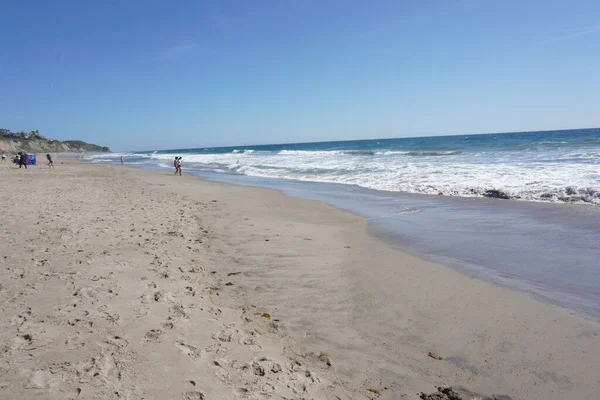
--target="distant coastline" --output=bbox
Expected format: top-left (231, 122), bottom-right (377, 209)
top-left (0, 128), bottom-right (110, 154)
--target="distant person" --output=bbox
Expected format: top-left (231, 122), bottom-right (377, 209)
top-left (19, 153), bottom-right (28, 169)
top-left (177, 157), bottom-right (182, 176)
top-left (1, 153), bottom-right (6, 163)
top-left (120, 155), bottom-right (124, 164)
top-left (47, 153), bottom-right (55, 169)
top-left (173, 156), bottom-right (178, 175)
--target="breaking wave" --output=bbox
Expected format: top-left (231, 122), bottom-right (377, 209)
top-left (85, 129), bottom-right (600, 205)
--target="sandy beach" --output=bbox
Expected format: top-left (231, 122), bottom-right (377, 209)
top-left (0, 159), bottom-right (599, 400)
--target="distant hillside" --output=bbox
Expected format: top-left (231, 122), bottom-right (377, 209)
top-left (0, 129), bottom-right (110, 154)
top-left (62, 140), bottom-right (111, 153)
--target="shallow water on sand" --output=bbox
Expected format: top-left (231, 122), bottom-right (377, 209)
top-left (194, 171), bottom-right (600, 317)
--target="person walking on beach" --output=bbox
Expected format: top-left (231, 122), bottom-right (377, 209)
top-left (120, 155), bottom-right (124, 165)
top-left (176, 157), bottom-right (182, 176)
top-left (173, 156), bottom-right (178, 175)
top-left (46, 153), bottom-right (55, 169)
top-left (19, 152), bottom-right (28, 169)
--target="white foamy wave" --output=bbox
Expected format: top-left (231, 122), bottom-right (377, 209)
top-left (377, 150), bottom-right (463, 156)
top-left (84, 152), bottom-right (152, 160)
top-left (85, 145), bottom-right (600, 205)
top-left (89, 158), bottom-right (114, 163)
top-left (231, 162), bottom-right (600, 205)
top-left (378, 151), bottom-right (410, 155)
top-left (277, 150), bottom-right (344, 156)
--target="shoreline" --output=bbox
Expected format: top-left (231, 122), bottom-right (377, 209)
top-left (1, 159), bottom-right (599, 399)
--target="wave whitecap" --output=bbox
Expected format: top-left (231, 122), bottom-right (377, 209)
top-left (84, 129), bottom-right (600, 206)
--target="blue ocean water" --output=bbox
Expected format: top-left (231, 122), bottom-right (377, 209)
top-left (90, 128), bottom-right (600, 205)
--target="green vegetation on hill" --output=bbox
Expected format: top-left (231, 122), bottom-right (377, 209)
top-left (62, 140), bottom-right (111, 153)
top-left (0, 129), bottom-right (111, 153)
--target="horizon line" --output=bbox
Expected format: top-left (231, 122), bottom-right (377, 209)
top-left (127, 126), bottom-right (600, 153)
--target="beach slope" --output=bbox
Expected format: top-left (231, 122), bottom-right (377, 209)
top-left (0, 161), bottom-right (598, 399)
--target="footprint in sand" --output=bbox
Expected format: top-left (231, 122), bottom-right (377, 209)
top-left (248, 357), bottom-right (282, 377)
top-left (10, 314), bottom-right (28, 327)
top-left (101, 334), bottom-right (129, 350)
top-left (208, 307), bottom-right (222, 317)
top-left (184, 286), bottom-right (196, 296)
top-left (142, 329), bottom-right (164, 343)
top-left (64, 333), bottom-right (86, 350)
top-left (213, 330), bottom-right (234, 343)
top-left (174, 340), bottom-right (201, 359)
top-left (287, 367), bottom-right (320, 395)
top-left (67, 318), bottom-right (91, 328)
top-left (233, 387), bottom-right (257, 399)
top-left (74, 287), bottom-right (100, 304)
top-left (164, 292), bottom-right (179, 303)
top-left (80, 352), bottom-right (121, 384)
top-left (261, 383), bottom-right (275, 393)
top-left (11, 334), bottom-right (34, 350)
top-left (239, 335), bottom-right (262, 351)
top-left (152, 290), bottom-right (165, 302)
top-left (98, 307), bottom-right (120, 324)
top-left (133, 304), bottom-right (150, 318)
top-left (211, 359), bottom-right (230, 381)
top-left (161, 321), bottom-right (175, 330)
top-left (26, 369), bottom-right (55, 390)
top-left (183, 391), bottom-right (206, 400)
top-left (203, 342), bottom-right (223, 356)
top-left (169, 304), bottom-right (188, 321)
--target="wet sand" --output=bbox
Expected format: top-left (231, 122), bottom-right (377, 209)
top-left (0, 160), bottom-right (598, 399)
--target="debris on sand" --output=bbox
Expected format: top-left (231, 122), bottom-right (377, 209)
top-left (419, 387), bottom-right (463, 400)
top-left (483, 189), bottom-right (510, 200)
top-left (367, 387), bottom-right (380, 395)
top-left (419, 386), bottom-right (514, 400)
top-left (318, 352), bottom-right (332, 366)
top-left (428, 351), bottom-right (444, 360)
top-left (254, 312), bottom-right (271, 319)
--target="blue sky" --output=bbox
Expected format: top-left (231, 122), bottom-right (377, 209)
top-left (1, 0), bottom-right (599, 151)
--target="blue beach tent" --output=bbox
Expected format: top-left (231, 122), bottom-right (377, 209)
top-left (13, 153), bottom-right (36, 165)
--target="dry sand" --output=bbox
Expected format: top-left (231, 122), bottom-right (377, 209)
top-left (0, 159), bottom-right (598, 400)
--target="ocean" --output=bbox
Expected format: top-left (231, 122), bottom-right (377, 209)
top-left (86, 128), bottom-right (600, 316)
top-left (91, 128), bottom-right (600, 205)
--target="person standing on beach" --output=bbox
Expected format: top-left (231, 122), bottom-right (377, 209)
top-left (120, 155), bottom-right (124, 165)
top-left (173, 156), bottom-right (178, 175)
top-left (19, 153), bottom-right (28, 169)
top-left (46, 153), bottom-right (55, 169)
top-left (177, 157), bottom-right (182, 176)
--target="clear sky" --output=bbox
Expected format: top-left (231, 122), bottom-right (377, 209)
top-left (1, 1), bottom-right (599, 151)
